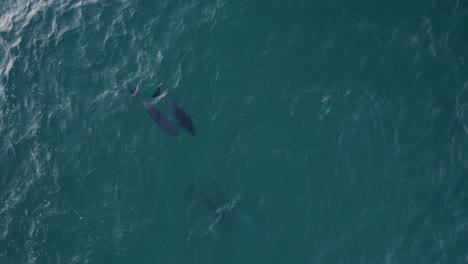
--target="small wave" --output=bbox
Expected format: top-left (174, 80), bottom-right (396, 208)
top-left (0, 37), bottom-right (19, 83)
top-left (0, 0), bottom-right (52, 87)
top-left (0, 11), bottom-right (14, 33)
top-left (157, 49), bottom-right (163, 63)
top-left (455, 80), bottom-right (468, 135)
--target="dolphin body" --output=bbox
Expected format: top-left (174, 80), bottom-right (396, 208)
top-left (187, 184), bottom-right (255, 232)
top-left (130, 85), bottom-right (179, 136)
top-left (152, 86), bottom-right (195, 135)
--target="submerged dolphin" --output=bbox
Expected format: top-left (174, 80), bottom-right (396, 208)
top-left (152, 85), bottom-right (195, 135)
top-left (187, 184), bottom-right (255, 232)
top-left (130, 85), bottom-right (179, 136)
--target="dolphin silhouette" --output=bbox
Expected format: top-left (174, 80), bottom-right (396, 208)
top-left (152, 85), bottom-right (195, 135)
top-left (130, 85), bottom-right (179, 136)
top-left (187, 184), bottom-right (255, 232)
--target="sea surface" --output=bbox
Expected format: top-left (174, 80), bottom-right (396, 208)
top-left (1, 0), bottom-right (468, 263)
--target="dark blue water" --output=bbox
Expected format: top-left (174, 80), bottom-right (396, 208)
top-left (1, 0), bottom-right (467, 263)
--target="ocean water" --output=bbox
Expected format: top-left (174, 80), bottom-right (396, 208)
top-left (1, 0), bottom-right (467, 263)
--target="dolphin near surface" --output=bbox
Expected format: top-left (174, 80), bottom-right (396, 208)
top-left (187, 183), bottom-right (256, 233)
top-left (129, 85), bottom-right (179, 136)
top-left (152, 85), bottom-right (195, 135)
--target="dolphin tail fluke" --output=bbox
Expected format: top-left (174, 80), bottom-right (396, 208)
top-left (129, 84), bottom-right (139, 96)
top-left (151, 83), bottom-right (163, 98)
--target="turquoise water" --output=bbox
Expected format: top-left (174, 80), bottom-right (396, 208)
top-left (1, 0), bottom-right (468, 263)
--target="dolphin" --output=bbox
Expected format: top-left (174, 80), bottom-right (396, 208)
top-left (130, 85), bottom-right (179, 136)
top-left (187, 184), bottom-right (255, 232)
top-left (152, 85), bottom-right (195, 135)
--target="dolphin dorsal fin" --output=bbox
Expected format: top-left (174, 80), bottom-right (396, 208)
top-left (151, 83), bottom-right (163, 98)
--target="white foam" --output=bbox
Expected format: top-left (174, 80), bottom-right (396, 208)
top-left (173, 63), bottom-right (182, 89)
top-left (0, 0), bottom-right (53, 82)
top-left (1, 214), bottom-right (11, 239)
top-left (157, 50), bottom-right (163, 63)
top-left (0, 84), bottom-right (4, 101)
top-left (4, 55), bottom-right (16, 79)
top-left (0, 12), bottom-right (14, 33)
